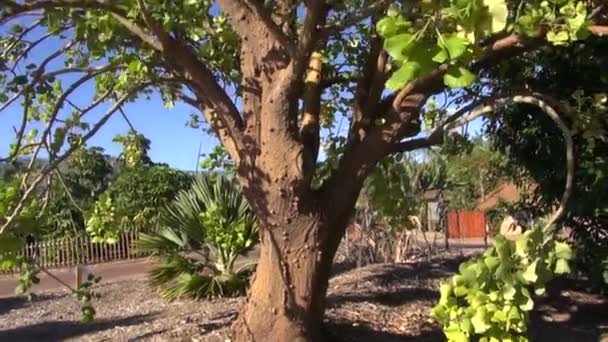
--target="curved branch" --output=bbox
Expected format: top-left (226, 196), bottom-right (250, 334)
top-left (1, 18), bottom-right (42, 59)
top-left (9, 26), bottom-right (71, 71)
top-left (394, 93), bottom-right (574, 230)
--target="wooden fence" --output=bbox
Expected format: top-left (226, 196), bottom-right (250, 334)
top-left (447, 211), bottom-right (487, 239)
top-left (1, 231), bottom-right (144, 274)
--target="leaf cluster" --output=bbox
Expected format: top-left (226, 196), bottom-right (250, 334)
top-left (432, 227), bottom-right (573, 341)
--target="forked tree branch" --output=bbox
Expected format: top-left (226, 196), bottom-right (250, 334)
top-left (216, 0), bottom-right (296, 55)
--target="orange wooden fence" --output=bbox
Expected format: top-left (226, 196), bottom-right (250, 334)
top-left (1, 231), bottom-right (144, 274)
top-left (447, 211), bottom-right (487, 238)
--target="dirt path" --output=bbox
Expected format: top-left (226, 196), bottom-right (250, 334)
top-left (2, 253), bottom-right (604, 342)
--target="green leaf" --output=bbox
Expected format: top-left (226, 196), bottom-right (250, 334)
top-left (444, 66), bottom-right (476, 88)
top-left (518, 288), bottom-right (534, 311)
top-left (438, 35), bottom-right (469, 60)
top-left (502, 284), bottom-right (516, 300)
top-left (546, 31), bottom-right (570, 46)
top-left (444, 324), bottom-right (468, 342)
top-left (472, 307), bottom-right (491, 333)
top-left (0, 256), bottom-right (17, 271)
top-left (454, 285), bottom-right (468, 297)
top-left (554, 242), bottom-right (572, 260)
top-left (484, 0), bottom-right (508, 33)
top-left (386, 61), bottom-right (419, 90)
top-left (554, 259), bottom-right (570, 275)
top-left (522, 260), bottom-right (538, 283)
top-left (376, 16), bottom-right (410, 38)
top-left (484, 256), bottom-right (500, 271)
top-left (439, 283), bottom-right (453, 304)
top-left (13, 75), bottom-right (28, 85)
top-left (383, 33), bottom-right (416, 61)
top-left (492, 309), bottom-right (507, 322)
top-left (432, 49), bottom-right (449, 63)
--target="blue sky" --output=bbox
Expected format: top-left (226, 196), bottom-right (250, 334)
top-left (0, 93), bottom-right (218, 171)
top-left (0, 20), bottom-right (219, 171)
top-left (1, 17), bottom-right (484, 172)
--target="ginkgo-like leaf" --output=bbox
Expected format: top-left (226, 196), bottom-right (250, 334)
top-left (484, 0), bottom-right (509, 33)
top-left (444, 66), bottom-right (476, 88)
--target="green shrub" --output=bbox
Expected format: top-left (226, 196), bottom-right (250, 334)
top-left (431, 227), bottom-right (572, 342)
top-left (138, 175), bottom-right (257, 300)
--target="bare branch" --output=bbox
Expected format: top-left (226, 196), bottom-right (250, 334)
top-left (1, 0), bottom-right (163, 51)
top-left (391, 133), bottom-right (443, 153)
top-left (1, 0), bottom-right (126, 24)
top-left (1, 84), bottom-right (149, 234)
top-left (1, 18), bottom-right (42, 59)
top-left (1, 89), bottom-right (31, 163)
top-left (9, 26), bottom-right (70, 71)
top-left (321, 0), bottom-right (392, 37)
top-left (20, 66), bottom-right (118, 188)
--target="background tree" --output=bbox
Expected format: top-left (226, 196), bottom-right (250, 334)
top-left (102, 164), bottom-right (192, 232)
top-left (1, 1), bottom-right (607, 340)
top-left (486, 36), bottom-right (608, 291)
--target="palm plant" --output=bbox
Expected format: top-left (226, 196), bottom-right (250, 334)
top-left (138, 175), bottom-right (257, 300)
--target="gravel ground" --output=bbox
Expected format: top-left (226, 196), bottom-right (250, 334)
top-left (0, 254), bottom-right (606, 342)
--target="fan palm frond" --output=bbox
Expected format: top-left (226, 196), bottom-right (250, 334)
top-left (140, 174), bottom-right (258, 300)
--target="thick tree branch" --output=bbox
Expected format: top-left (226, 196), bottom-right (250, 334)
top-left (297, 1), bottom-right (328, 61)
top-left (216, 0), bottom-right (296, 55)
top-left (300, 52), bottom-right (323, 171)
top-left (121, 7), bottom-right (246, 160)
top-left (180, 94), bottom-right (242, 163)
top-left (110, 14), bottom-right (162, 51)
top-left (382, 24), bottom-right (608, 145)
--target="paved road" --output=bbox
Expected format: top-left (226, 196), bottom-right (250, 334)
top-left (0, 258), bottom-right (153, 298)
top-left (0, 237), bottom-right (489, 298)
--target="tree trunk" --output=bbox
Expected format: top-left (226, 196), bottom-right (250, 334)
top-left (231, 213), bottom-right (339, 342)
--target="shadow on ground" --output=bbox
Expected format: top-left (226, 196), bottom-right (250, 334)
top-left (0, 313), bottom-right (155, 341)
top-left (0, 293), bottom-right (62, 316)
top-left (529, 277), bottom-right (608, 342)
top-left (326, 321), bottom-right (443, 342)
top-left (328, 286), bottom-right (438, 307)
